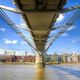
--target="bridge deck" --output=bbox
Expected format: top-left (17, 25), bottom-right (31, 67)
top-left (14, 0), bottom-right (66, 52)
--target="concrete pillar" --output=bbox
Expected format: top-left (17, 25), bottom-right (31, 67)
top-left (35, 53), bottom-right (45, 68)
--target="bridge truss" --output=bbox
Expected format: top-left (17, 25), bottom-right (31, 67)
top-left (0, 8), bottom-right (80, 55)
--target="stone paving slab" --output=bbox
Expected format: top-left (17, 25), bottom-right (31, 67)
top-left (0, 64), bottom-right (80, 80)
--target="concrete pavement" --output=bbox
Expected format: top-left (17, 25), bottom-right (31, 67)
top-left (0, 64), bottom-right (80, 80)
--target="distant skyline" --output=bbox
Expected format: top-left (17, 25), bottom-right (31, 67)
top-left (0, 0), bottom-right (80, 55)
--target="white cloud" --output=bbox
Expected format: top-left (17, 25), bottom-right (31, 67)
top-left (16, 23), bottom-right (30, 31)
top-left (21, 41), bottom-right (26, 44)
top-left (3, 39), bottom-right (18, 44)
top-left (0, 28), bottom-right (6, 32)
top-left (72, 39), bottom-right (79, 44)
top-left (67, 25), bottom-right (77, 31)
top-left (61, 33), bottom-right (68, 37)
top-left (56, 14), bottom-right (64, 22)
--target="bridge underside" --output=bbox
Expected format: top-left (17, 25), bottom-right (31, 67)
top-left (14, 0), bottom-right (66, 68)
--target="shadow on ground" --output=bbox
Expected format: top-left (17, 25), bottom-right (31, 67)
top-left (50, 65), bottom-right (80, 77)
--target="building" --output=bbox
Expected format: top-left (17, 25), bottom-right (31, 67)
top-left (46, 52), bottom-right (80, 63)
top-left (62, 54), bottom-right (67, 63)
top-left (46, 53), bottom-right (60, 63)
top-left (0, 49), bottom-right (80, 63)
top-left (71, 53), bottom-right (79, 63)
top-left (67, 54), bottom-right (72, 63)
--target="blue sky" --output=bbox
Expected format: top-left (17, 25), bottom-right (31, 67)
top-left (0, 0), bottom-right (80, 55)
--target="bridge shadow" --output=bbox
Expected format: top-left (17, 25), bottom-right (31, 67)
top-left (34, 68), bottom-right (45, 80)
top-left (50, 65), bottom-right (80, 77)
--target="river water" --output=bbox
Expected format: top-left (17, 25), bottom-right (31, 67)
top-left (0, 64), bottom-right (80, 80)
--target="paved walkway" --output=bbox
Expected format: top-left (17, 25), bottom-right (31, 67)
top-left (0, 64), bottom-right (80, 80)
top-left (47, 65), bottom-right (80, 80)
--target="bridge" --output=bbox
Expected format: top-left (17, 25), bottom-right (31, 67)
top-left (0, 0), bottom-right (80, 68)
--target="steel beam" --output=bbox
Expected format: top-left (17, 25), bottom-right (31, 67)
top-left (0, 5), bottom-right (80, 13)
top-left (61, 5), bottom-right (80, 13)
top-left (0, 5), bottom-right (22, 13)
